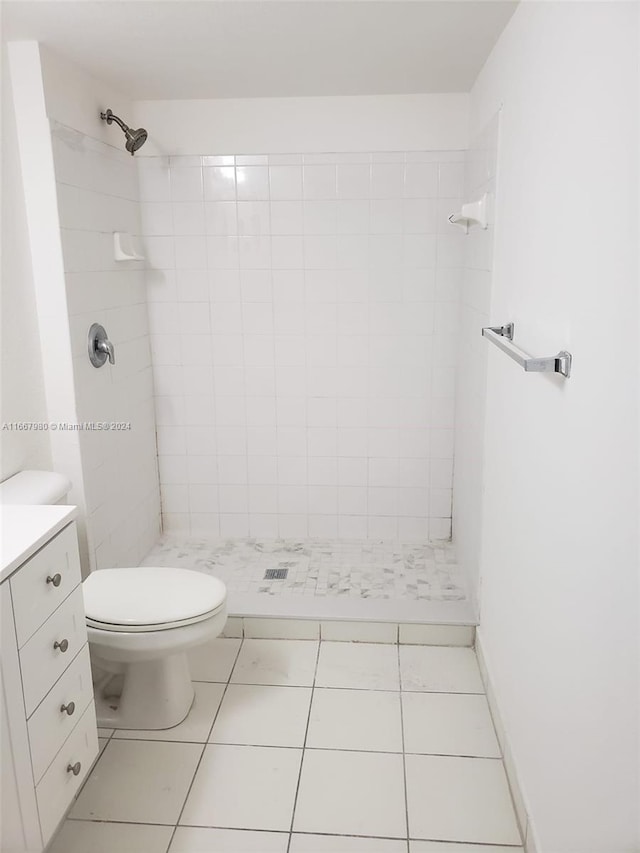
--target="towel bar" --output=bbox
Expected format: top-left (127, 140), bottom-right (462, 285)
top-left (482, 323), bottom-right (572, 378)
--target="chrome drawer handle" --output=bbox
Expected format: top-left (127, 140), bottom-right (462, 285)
top-left (60, 701), bottom-right (75, 716)
top-left (67, 761), bottom-right (81, 776)
top-left (53, 639), bottom-right (69, 653)
top-left (46, 574), bottom-right (62, 587)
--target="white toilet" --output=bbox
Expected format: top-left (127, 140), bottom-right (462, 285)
top-left (0, 470), bottom-right (228, 730)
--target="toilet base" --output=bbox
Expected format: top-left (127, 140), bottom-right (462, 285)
top-left (94, 652), bottom-right (195, 730)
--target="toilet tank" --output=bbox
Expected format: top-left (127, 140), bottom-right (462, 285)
top-left (0, 471), bottom-right (72, 505)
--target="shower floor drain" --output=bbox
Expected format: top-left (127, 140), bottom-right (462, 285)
top-left (264, 568), bottom-right (289, 580)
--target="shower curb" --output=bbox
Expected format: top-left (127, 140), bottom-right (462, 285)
top-left (221, 616), bottom-right (475, 646)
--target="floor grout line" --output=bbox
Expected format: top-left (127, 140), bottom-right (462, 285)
top-left (397, 642), bottom-right (411, 851)
top-left (285, 637), bottom-right (322, 853)
top-left (164, 635), bottom-right (246, 853)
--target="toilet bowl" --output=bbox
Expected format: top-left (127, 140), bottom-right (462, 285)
top-left (84, 566), bottom-right (227, 730)
top-left (0, 470), bottom-right (228, 731)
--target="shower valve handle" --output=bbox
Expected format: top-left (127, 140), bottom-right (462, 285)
top-left (96, 337), bottom-right (115, 365)
top-left (88, 323), bottom-right (115, 367)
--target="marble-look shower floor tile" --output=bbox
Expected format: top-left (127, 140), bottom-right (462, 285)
top-left (141, 536), bottom-right (465, 604)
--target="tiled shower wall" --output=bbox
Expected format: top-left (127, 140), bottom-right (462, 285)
top-left (453, 116), bottom-right (498, 607)
top-left (139, 152), bottom-right (464, 540)
top-left (52, 122), bottom-right (161, 569)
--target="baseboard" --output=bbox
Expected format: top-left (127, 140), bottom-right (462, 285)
top-left (475, 629), bottom-right (539, 853)
top-left (222, 615), bottom-right (475, 646)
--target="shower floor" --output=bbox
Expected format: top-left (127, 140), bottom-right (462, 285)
top-left (141, 537), bottom-right (475, 625)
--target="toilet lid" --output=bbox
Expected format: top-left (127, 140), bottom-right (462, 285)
top-left (83, 567), bottom-right (227, 628)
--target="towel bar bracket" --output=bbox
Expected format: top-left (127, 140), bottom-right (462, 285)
top-left (485, 322), bottom-right (514, 341)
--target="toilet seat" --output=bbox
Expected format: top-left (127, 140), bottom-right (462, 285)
top-left (83, 566), bottom-right (227, 633)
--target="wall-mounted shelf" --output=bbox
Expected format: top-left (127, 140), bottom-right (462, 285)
top-left (113, 232), bottom-right (144, 261)
top-left (449, 193), bottom-right (489, 233)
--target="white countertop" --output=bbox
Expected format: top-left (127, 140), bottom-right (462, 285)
top-left (0, 505), bottom-right (78, 582)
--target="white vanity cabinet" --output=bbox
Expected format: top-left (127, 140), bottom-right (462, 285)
top-left (1, 508), bottom-right (98, 853)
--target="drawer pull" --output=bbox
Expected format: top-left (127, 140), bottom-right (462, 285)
top-left (66, 761), bottom-right (81, 776)
top-left (60, 701), bottom-right (76, 716)
top-left (46, 573), bottom-right (62, 587)
top-left (53, 639), bottom-right (69, 653)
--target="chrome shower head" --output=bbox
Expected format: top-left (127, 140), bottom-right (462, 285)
top-left (100, 109), bottom-right (147, 155)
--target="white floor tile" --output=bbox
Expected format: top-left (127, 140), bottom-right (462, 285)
top-left (244, 617), bottom-right (320, 640)
top-left (315, 642), bottom-right (400, 690)
top-left (307, 688), bottom-right (403, 752)
top-left (210, 684), bottom-right (312, 747)
top-left (290, 835), bottom-right (407, 852)
top-left (221, 617), bottom-right (244, 638)
top-left (97, 727), bottom-right (114, 737)
top-left (402, 693), bottom-right (500, 757)
top-left (188, 638), bottom-right (242, 682)
top-left (170, 827), bottom-right (289, 852)
top-left (405, 754), bottom-right (521, 845)
top-left (231, 639), bottom-right (319, 686)
top-left (400, 646), bottom-right (484, 693)
top-left (180, 744), bottom-right (302, 831)
top-left (69, 740), bottom-right (202, 824)
top-left (399, 623), bottom-right (475, 646)
top-left (49, 821), bottom-right (173, 853)
top-left (320, 620), bottom-right (398, 643)
top-left (410, 843), bottom-right (523, 852)
top-left (294, 749), bottom-right (406, 838)
top-left (115, 683), bottom-right (225, 743)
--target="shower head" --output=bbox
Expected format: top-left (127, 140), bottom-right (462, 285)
top-left (100, 109), bottom-right (147, 155)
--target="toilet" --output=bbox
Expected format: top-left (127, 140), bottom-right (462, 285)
top-left (0, 470), bottom-right (228, 730)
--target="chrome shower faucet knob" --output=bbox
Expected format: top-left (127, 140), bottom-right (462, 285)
top-left (88, 323), bottom-right (116, 367)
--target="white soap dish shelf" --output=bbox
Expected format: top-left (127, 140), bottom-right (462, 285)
top-left (113, 232), bottom-right (145, 261)
top-left (449, 193), bottom-right (489, 232)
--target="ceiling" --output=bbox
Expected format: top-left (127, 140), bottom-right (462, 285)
top-left (2, 1), bottom-right (517, 100)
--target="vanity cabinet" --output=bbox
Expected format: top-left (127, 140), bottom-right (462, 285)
top-left (1, 512), bottom-right (98, 853)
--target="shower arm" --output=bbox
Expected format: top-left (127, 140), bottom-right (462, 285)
top-left (100, 110), bottom-right (130, 133)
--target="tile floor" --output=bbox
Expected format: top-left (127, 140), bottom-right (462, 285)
top-left (51, 638), bottom-right (524, 853)
top-left (142, 537), bottom-right (465, 603)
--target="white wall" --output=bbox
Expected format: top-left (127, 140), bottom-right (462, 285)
top-left (9, 42), bottom-right (161, 570)
top-left (453, 113), bottom-right (498, 612)
top-left (140, 150), bottom-right (464, 540)
top-left (43, 45), bottom-right (161, 569)
top-left (52, 122), bottom-right (160, 570)
top-left (8, 41), bottom-right (91, 569)
top-left (133, 94), bottom-right (469, 156)
top-left (472, 3), bottom-right (639, 851)
top-left (0, 44), bottom-right (52, 479)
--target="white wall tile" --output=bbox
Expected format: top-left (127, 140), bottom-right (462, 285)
top-left (236, 167), bottom-right (270, 201)
top-left (269, 166), bottom-right (303, 199)
top-left (171, 166), bottom-right (203, 202)
top-left (371, 164), bottom-right (404, 198)
top-left (303, 165), bottom-right (337, 199)
top-left (141, 150), bottom-right (463, 538)
top-left (336, 165), bottom-right (371, 199)
top-left (204, 166), bottom-right (236, 201)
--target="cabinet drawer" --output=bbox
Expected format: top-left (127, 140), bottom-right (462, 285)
top-left (20, 587), bottom-right (88, 717)
top-left (36, 701), bottom-right (98, 846)
top-left (11, 523), bottom-right (81, 648)
top-left (28, 644), bottom-right (94, 783)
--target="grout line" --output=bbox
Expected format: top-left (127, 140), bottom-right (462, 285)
top-left (193, 677), bottom-right (484, 696)
top-left (397, 643), bottom-right (411, 848)
top-left (285, 636), bottom-right (322, 853)
top-left (164, 636), bottom-right (245, 852)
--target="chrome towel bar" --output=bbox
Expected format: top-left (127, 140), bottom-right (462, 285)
top-left (482, 323), bottom-right (572, 378)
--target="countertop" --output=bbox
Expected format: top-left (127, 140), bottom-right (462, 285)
top-left (0, 505), bottom-right (78, 582)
